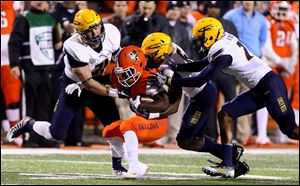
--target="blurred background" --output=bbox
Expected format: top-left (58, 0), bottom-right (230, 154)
top-left (1, 1), bottom-right (299, 149)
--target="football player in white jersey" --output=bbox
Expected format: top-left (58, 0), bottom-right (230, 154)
top-left (142, 32), bottom-right (249, 178)
top-left (150, 17), bottom-right (299, 178)
top-left (7, 9), bottom-right (129, 176)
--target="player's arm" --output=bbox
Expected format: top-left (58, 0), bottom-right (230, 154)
top-left (175, 57), bottom-right (209, 72)
top-left (170, 55), bottom-right (232, 88)
top-left (140, 91), bottom-right (169, 113)
top-left (72, 65), bottom-right (111, 96)
top-left (156, 86), bottom-right (182, 118)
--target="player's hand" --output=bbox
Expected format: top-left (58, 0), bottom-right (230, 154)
top-left (149, 72), bottom-right (172, 87)
top-left (65, 82), bottom-right (82, 97)
top-left (11, 66), bottom-right (21, 79)
top-left (163, 55), bottom-right (177, 70)
top-left (107, 87), bottom-right (129, 99)
top-left (129, 95), bottom-right (141, 111)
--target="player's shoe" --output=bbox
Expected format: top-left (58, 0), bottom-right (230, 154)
top-left (203, 143), bottom-right (249, 178)
top-left (202, 163), bottom-right (235, 178)
top-left (112, 166), bottom-right (127, 176)
top-left (234, 161), bottom-right (249, 178)
top-left (122, 162), bottom-right (149, 179)
top-left (6, 117), bottom-right (35, 142)
top-left (232, 143), bottom-right (244, 165)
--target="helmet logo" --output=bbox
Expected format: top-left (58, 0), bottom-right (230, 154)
top-left (128, 50), bottom-right (139, 62)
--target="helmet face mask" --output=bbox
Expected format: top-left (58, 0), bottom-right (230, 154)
top-left (192, 34), bottom-right (207, 54)
top-left (77, 22), bottom-right (105, 45)
top-left (114, 66), bottom-right (141, 87)
top-left (270, 1), bottom-right (291, 21)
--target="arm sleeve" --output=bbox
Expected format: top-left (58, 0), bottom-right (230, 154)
top-left (176, 57), bottom-right (209, 72)
top-left (173, 55), bottom-right (232, 87)
top-left (8, 15), bottom-right (29, 67)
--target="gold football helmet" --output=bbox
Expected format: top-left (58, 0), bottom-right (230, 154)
top-left (74, 9), bottom-right (105, 45)
top-left (141, 32), bottom-right (174, 65)
top-left (192, 17), bottom-right (224, 53)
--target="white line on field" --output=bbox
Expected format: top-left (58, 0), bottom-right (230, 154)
top-left (2, 159), bottom-right (298, 172)
top-left (17, 172), bottom-right (292, 181)
top-left (1, 148), bottom-right (299, 155)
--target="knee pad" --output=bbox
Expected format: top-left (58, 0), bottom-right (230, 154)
top-left (176, 136), bottom-right (205, 151)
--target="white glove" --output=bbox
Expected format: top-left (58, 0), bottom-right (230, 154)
top-left (107, 87), bottom-right (129, 98)
top-left (129, 95), bottom-right (141, 111)
top-left (65, 82), bottom-right (82, 97)
top-left (158, 64), bottom-right (174, 77)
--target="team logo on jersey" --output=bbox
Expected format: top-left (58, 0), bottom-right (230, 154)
top-left (35, 31), bottom-right (54, 60)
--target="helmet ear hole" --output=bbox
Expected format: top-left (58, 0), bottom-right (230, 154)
top-left (209, 36), bottom-right (213, 40)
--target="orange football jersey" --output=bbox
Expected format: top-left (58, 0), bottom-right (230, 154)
top-left (1, 1), bottom-right (16, 35)
top-left (267, 16), bottom-right (295, 57)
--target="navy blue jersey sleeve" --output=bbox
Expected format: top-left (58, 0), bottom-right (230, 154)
top-left (65, 50), bottom-right (88, 68)
top-left (172, 55), bottom-right (232, 87)
top-left (176, 57), bottom-right (209, 72)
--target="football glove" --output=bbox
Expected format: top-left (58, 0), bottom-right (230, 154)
top-left (107, 87), bottom-right (129, 99)
top-left (149, 72), bottom-right (173, 87)
top-left (65, 82), bottom-right (82, 97)
top-left (163, 55), bottom-right (177, 70)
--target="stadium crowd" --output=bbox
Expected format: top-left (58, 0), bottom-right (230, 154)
top-left (1, 1), bottom-right (299, 149)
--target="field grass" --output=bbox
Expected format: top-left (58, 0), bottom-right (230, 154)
top-left (1, 149), bottom-right (299, 185)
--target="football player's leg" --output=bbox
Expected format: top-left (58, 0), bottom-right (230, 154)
top-left (102, 120), bottom-right (128, 174)
top-left (176, 81), bottom-right (221, 155)
top-left (86, 92), bottom-right (127, 174)
top-left (263, 74), bottom-right (298, 140)
top-left (119, 117), bottom-right (151, 179)
top-left (219, 90), bottom-right (264, 170)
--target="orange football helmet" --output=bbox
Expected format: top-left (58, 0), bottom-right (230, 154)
top-left (270, 1), bottom-right (291, 21)
top-left (114, 45), bottom-right (147, 87)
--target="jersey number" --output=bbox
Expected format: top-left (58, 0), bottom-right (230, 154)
top-left (236, 41), bottom-right (254, 61)
top-left (276, 30), bottom-right (291, 47)
top-left (1, 11), bottom-right (8, 28)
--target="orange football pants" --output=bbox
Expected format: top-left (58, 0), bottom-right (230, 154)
top-left (1, 65), bottom-right (22, 107)
top-left (102, 116), bottom-right (168, 144)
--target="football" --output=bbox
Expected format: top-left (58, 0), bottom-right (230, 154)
top-left (140, 95), bottom-right (154, 103)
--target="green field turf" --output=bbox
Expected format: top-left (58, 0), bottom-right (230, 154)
top-left (1, 151), bottom-right (299, 185)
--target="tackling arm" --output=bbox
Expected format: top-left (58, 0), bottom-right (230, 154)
top-left (171, 55), bottom-right (232, 87)
top-left (73, 65), bottom-right (110, 96)
top-left (175, 57), bottom-right (209, 72)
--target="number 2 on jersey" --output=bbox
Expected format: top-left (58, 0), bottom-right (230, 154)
top-left (236, 41), bottom-right (254, 61)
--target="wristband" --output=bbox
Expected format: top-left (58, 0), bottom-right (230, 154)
top-left (148, 113), bottom-right (160, 119)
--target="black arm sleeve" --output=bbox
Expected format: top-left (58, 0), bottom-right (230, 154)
top-left (173, 55), bottom-right (233, 87)
top-left (175, 57), bottom-right (209, 72)
top-left (8, 15), bottom-right (29, 67)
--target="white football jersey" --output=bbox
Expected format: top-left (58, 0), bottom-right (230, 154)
top-left (63, 23), bottom-right (121, 82)
top-left (171, 43), bottom-right (206, 99)
top-left (208, 32), bottom-right (272, 89)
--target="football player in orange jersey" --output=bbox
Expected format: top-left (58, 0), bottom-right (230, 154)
top-left (102, 46), bottom-right (176, 179)
top-left (1, 1), bottom-right (22, 145)
top-left (258, 1), bottom-right (299, 144)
